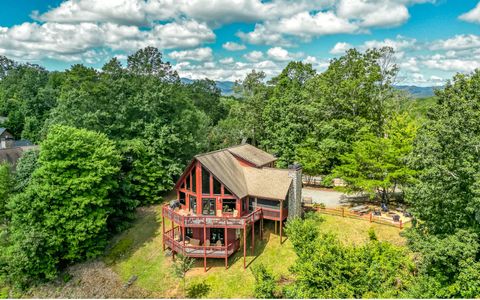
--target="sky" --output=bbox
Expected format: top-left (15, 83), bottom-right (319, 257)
top-left (1, 0), bottom-right (480, 86)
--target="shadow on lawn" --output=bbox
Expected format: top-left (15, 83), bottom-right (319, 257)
top-left (103, 191), bottom-right (176, 266)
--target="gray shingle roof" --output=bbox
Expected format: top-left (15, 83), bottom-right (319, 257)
top-left (0, 128), bottom-right (6, 136)
top-left (228, 144), bottom-right (276, 167)
top-left (193, 144), bottom-right (291, 200)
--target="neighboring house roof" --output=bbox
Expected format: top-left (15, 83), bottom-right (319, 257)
top-left (0, 146), bottom-right (38, 167)
top-left (192, 144), bottom-right (291, 200)
top-left (13, 140), bottom-right (33, 147)
top-left (228, 144), bottom-right (276, 167)
top-left (0, 128), bottom-right (6, 136)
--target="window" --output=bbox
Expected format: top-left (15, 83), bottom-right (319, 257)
top-left (224, 187), bottom-right (232, 195)
top-left (242, 198), bottom-right (247, 212)
top-left (189, 196), bottom-right (197, 213)
top-left (186, 227), bottom-right (193, 239)
top-left (202, 166), bottom-right (210, 194)
top-left (202, 198), bottom-right (216, 215)
top-left (186, 174), bottom-right (191, 191)
top-left (283, 198), bottom-right (288, 208)
top-left (192, 169), bottom-right (196, 192)
top-left (213, 177), bottom-right (221, 195)
top-left (257, 198), bottom-right (280, 209)
top-left (179, 191), bottom-right (186, 205)
top-left (249, 198), bottom-right (254, 212)
top-left (210, 228), bottom-right (224, 244)
top-left (222, 199), bottom-right (236, 213)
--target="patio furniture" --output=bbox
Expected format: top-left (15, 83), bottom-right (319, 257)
top-left (216, 240), bottom-right (222, 247)
top-left (190, 238), bottom-right (200, 246)
top-left (392, 214), bottom-right (400, 222)
top-left (205, 240), bottom-right (211, 247)
top-left (381, 203), bottom-right (388, 212)
top-left (373, 208), bottom-right (381, 216)
top-left (233, 210), bottom-right (239, 217)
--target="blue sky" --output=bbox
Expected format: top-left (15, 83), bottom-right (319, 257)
top-left (1, 0), bottom-right (480, 85)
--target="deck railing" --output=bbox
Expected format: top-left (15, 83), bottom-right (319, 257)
top-left (260, 206), bottom-right (288, 220)
top-left (163, 205), bottom-right (263, 229)
top-left (164, 228), bottom-right (240, 258)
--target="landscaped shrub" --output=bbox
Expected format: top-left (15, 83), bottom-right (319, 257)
top-left (186, 281), bottom-right (211, 298)
top-left (251, 264), bottom-right (277, 298)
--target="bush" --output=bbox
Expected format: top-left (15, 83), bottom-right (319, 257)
top-left (186, 281), bottom-right (210, 298)
top-left (252, 264), bottom-right (277, 298)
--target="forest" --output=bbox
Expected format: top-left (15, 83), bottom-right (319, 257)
top-left (0, 46), bottom-right (479, 298)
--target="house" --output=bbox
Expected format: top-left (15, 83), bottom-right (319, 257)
top-left (0, 128), bottom-right (14, 149)
top-left (162, 144), bottom-right (302, 271)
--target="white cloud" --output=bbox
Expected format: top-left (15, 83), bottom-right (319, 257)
top-left (429, 34), bottom-right (480, 51)
top-left (361, 35), bottom-right (417, 51)
top-left (0, 20), bottom-right (215, 61)
top-left (267, 47), bottom-right (292, 61)
top-left (337, 0), bottom-right (411, 28)
top-left (330, 42), bottom-right (352, 54)
top-left (422, 56), bottom-right (480, 73)
top-left (244, 50), bottom-right (264, 62)
top-left (459, 2), bottom-right (480, 24)
top-left (222, 41), bottom-right (246, 51)
top-left (237, 24), bottom-right (292, 46)
top-left (168, 47), bottom-right (213, 61)
top-left (219, 57), bottom-right (234, 64)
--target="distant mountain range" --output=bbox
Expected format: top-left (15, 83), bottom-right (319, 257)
top-left (181, 78), bottom-right (440, 98)
top-left (180, 78), bottom-right (236, 95)
top-left (395, 85), bottom-right (441, 98)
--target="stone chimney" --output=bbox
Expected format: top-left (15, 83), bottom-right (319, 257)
top-left (288, 163), bottom-right (302, 219)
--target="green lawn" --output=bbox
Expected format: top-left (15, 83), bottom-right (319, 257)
top-left (105, 205), bottom-right (407, 298)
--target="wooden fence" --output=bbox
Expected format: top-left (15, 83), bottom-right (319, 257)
top-left (308, 206), bottom-right (408, 229)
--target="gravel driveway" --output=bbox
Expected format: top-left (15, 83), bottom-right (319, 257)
top-left (302, 187), bottom-right (345, 208)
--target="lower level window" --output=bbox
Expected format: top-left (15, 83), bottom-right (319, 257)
top-left (189, 196), bottom-right (197, 213)
top-left (202, 198), bottom-right (216, 215)
top-left (210, 228), bottom-right (224, 244)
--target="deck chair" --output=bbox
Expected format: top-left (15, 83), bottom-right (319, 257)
top-left (216, 240), bottom-right (222, 247)
top-left (233, 210), bottom-right (238, 217)
top-left (205, 240), bottom-right (211, 247)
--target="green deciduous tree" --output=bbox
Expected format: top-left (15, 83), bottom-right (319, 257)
top-left (330, 113), bottom-right (417, 202)
top-left (1, 125), bottom-right (132, 287)
top-left (0, 163), bottom-right (12, 223)
top-left (406, 71), bottom-right (480, 235)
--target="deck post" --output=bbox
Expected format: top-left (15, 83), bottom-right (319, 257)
top-left (243, 224), bottom-right (247, 269)
top-left (182, 217), bottom-right (186, 256)
top-left (225, 222), bottom-right (228, 269)
top-left (162, 212), bottom-right (166, 251)
top-left (203, 219), bottom-right (207, 272)
top-left (251, 217), bottom-right (255, 256)
top-left (280, 206), bottom-right (283, 244)
top-left (171, 218), bottom-right (175, 259)
top-left (260, 217), bottom-right (263, 240)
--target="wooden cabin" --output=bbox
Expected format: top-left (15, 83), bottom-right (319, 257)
top-left (162, 144), bottom-right (302, 271)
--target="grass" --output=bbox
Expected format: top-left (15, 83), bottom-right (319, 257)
top-left (105, 206), bottom-right (407, 298)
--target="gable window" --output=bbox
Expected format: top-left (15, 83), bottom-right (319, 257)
top-left (192, 169), bottom-right (196, 192)
top-left (222, 199), bottom-right (236, 214)
top-left (213, 177), bottom-right (221, 195)
top-left (179, 191), bottom-right (186, 205)
top-left (201, 166), bottom-right (210, 194)
top-left (202, 198), bottom-right (216, 215)
top-left (186, 174), bottom-right (191, 191)
top-left (224, 187), bottom-right (232, 195)
top-left (190, 196), bottom-right (197, 214)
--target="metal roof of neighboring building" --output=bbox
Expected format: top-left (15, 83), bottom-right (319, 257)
top-left (0, 128), bottom-right (6, 136)
top-left (227, 144), bottom-right (277, 167)
top-left (193, 144), bottom-right (291, 200)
